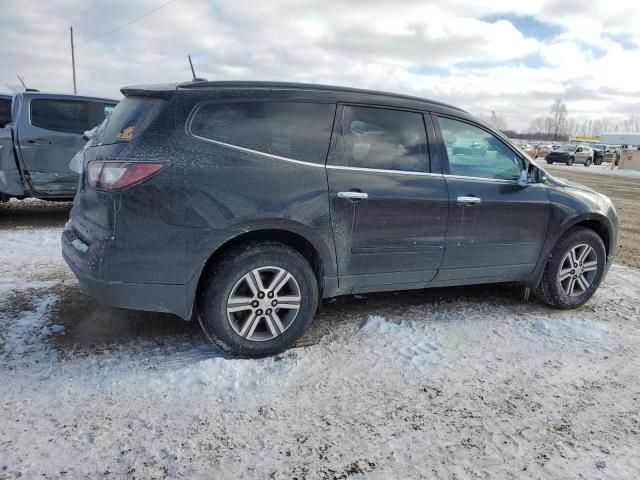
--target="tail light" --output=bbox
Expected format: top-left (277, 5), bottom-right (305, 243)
top-left (86, 161), bottom-right (164, 191)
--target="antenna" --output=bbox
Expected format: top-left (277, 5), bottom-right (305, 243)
top-left (188, 54), bottom-right (196, 80)
top-left (188, 55), bottom-right (207, 82)
top-left (71, 26), bottom-right (77, 94)
top-left (16, 75), bottom-right (27, 89)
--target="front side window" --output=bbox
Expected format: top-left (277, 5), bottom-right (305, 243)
top-left (333, 105), bottom-right (429, 172)
top-left (30, 99), bottom-right (92, 134)
top-left (190, 101), bottom-right (336, 164)
top-left (438, 116), bottom-right (524, 180)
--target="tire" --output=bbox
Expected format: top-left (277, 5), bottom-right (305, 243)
top-left (198, 241), bottom-right (319, 357)
top-left (566, 157), bottom-right (574, 166)
top-left (546, 158), bottom-right (553, 165)
top-left (536, 228), bottom-right (606, 309)
top-left (584, 157), bottom-right (592, 167)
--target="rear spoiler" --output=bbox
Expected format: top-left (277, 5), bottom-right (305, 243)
top-left (120, 83), bottom-right (177, 99)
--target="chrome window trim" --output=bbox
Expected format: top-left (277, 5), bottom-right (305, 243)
top-left (443, 173), bottom-right (543, 186)
top-left (189, 134), bottom-right (326, 169)
top-left (326, 164), bottom-right (440, 177)
top-left (189, 133), bottom-right (443, 177)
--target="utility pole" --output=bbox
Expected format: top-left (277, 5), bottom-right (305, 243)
top-left (70, 26), bottom-right (77, 94)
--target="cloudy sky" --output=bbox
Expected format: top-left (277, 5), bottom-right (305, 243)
top-left (1, 0), bottom-right (639, 130)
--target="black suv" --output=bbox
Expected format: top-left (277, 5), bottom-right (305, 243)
top-left (62, 81), bottom-right (618, 356)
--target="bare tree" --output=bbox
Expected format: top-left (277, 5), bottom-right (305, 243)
top-left (546, 99), bottom-right (567, 140)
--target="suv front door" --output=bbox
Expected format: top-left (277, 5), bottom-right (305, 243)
top-left (434, 115), bottom-right (550, 282)
top-left (327, 105), bottom-right (448, 292)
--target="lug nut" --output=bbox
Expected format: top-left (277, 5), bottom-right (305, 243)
top-left (267, 291), bottom-right (274, 298)
top-left (257, 292), bottom-right (265, 299)
top-left (271, 300), bottom-right (278, 307)
top-left (256, 309), bottom-right (263, 315)
top-left (252, 300), bottom-right (259, 308)
top-left (266, 308), bottom-right (272, 315)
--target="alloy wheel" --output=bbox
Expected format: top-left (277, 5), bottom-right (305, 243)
top-left (226, 266), bottom-right (301, 341)
top-left (558, 244), bottom-right (598, 297)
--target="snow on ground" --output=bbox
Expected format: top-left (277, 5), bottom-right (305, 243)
top-left (546, 163), bottom-right (640, 178)
top-left (1, 227), bottom-right (640, 479)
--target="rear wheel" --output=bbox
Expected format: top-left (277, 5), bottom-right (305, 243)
top-left (536, 228), bottom-right (606, 309)
top-left (566, 157), bottom-right (574, 166)
top-left (585, 157), bottom-right (592, 167)
top-left (546, 158), bottom-right (553, 164)
top-left (198, 241), bottom-right (319, 357)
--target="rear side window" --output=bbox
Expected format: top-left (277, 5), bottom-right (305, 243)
top-left (332, 105), bottom-right (429, 173)
top-left (0, 98), bottom-right (11, 127)
top-left (190, 101), bottom-right (336, 164)
top-left (30, 99), bottom-right (92, 134)
top-left (93, 96), bottom-right (166, 146)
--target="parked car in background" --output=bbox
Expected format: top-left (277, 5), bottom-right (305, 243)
top-left (0, 94), bottom-right (11, 128)
top-left (521, 143), bottom-right (537, 157)
top-left (0, 91), bottom-right (117, 202)
top-left (534, 144), bottom-right (552, 160)
top-left (546, 143), bottom-right (594, 166)
top-left (590, 144), bottom-right (617, 164)
top-left (62, 81), bottom-right (618, 357)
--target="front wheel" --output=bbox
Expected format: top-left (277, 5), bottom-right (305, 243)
top-left (566, 157), bottom-right (574, 166)
top-left (198, 241), bottom-right (319, 357)
top-left (536, 228), bottom-right (606, 309)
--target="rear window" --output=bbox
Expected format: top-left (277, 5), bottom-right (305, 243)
top-left (31, 99), bottom-right (94, 134)
top-left (189, 101), bottom-right (336, 164)
top-left (0, 98), bottom-right (11, 127)
top-left (93, 96), bottom-right (166, 146)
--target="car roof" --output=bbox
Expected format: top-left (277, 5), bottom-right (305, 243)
top-left (0, 93), bottom-right (12, 100)
top-left (122, 80), bottom-right (466, 113)
top-left (14, 91), bottom-right (118, 103)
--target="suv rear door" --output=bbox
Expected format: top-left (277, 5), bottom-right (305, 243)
top-left (327, 104), bottom-right (448, 292)
top-left (433, 115), bottom-right (550, 281)
top-left (16, 97), bottom-right (114, 196)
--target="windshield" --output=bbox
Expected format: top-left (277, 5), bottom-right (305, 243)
top-left (558, 144), bottom-right (575, 152)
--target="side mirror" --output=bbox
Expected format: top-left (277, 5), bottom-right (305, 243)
top-left (517, 169), bottom-right (528, 186)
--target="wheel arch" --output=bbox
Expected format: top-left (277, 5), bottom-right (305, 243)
top-left (527, 213), bottom-right (613, 288)
top-left (188, 223), bottom-right (336, 319)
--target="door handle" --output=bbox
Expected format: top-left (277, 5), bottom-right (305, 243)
top-left (26, 138), bottom-right (51, 145)
top-left (338, 191), bottom-right (368, 200)
top-left (457, 195), bottom-right (481, 205)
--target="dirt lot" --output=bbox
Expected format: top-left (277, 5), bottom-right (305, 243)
top-left (545, 165), bottom-right (639, 268)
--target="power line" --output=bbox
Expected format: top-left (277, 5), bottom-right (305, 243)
top-left (76, 0), bottom-right (180, 47)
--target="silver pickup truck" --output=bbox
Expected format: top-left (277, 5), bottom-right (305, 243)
top-left (0, 91), bottom-right (117, 202)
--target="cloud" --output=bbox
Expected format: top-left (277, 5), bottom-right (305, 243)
top-left (0, 0), bottom-right (638, 130)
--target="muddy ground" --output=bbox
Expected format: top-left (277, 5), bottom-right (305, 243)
top-left (1, 170), bottom-right (639, 479)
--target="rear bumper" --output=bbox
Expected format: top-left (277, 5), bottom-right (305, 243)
top-left (62, 227), bottom-right (191, 319)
